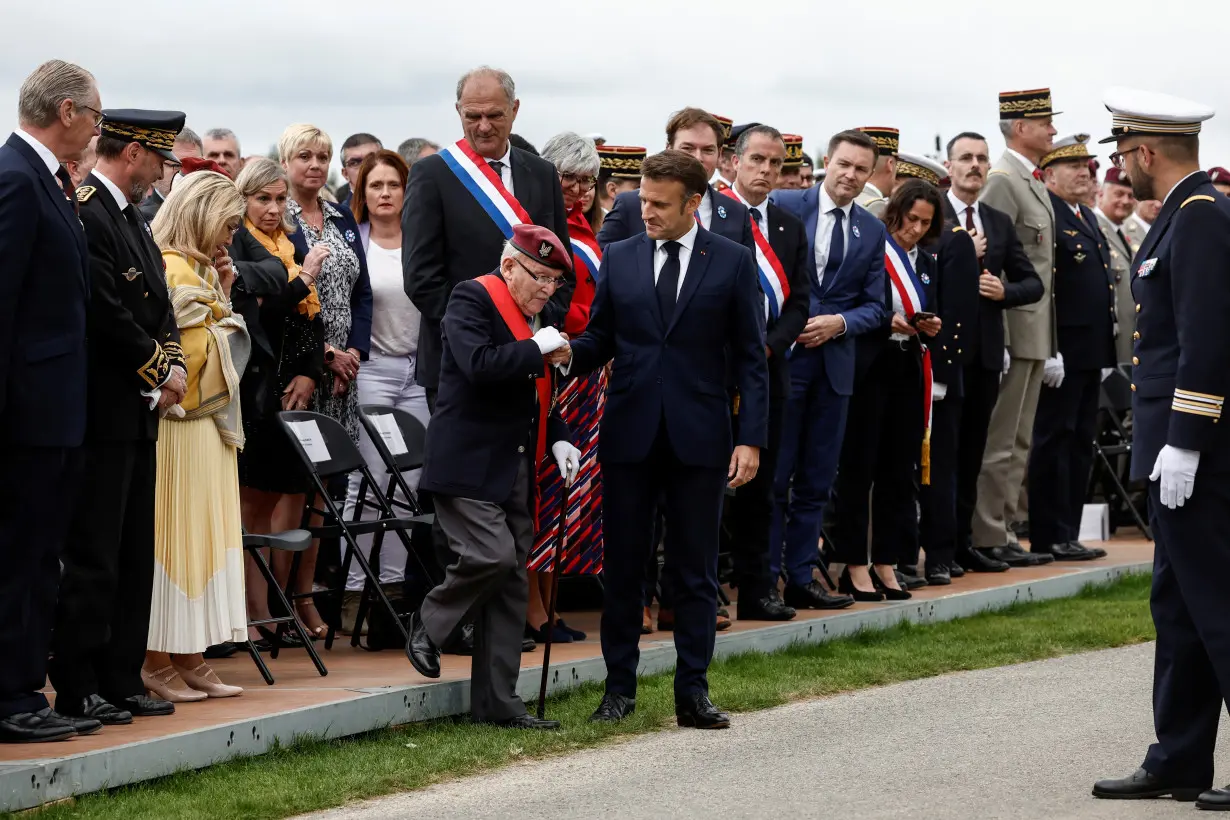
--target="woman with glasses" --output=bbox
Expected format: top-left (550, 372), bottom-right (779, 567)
top-left (522, 132), bottom-right (606, 644)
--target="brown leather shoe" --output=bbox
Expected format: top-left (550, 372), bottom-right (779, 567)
top-left (716, 612), bottom-right (732, 631)
top-left (641, 607), bottom-right (654, 635)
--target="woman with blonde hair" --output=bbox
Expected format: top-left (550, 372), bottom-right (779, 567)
top-left (143, 170), bottom-right (251, 700)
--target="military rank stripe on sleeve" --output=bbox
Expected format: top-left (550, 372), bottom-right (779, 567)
top-left (138, 344), bottom-right (171, 389)
top-left (1173, 389), bottom-right (1224, 419)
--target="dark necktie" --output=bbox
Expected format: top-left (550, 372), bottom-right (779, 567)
top-left (750, 207), bottom-right (762, 229)
top-left (966, 206), bottom-right (984, 264)
top-left (55, 166), bottom-right (78, 215)
top-left (823, 209), bottom-right (845, 283)
top-left (657, 241), bottom-right (681, 322)
top-left (488, 160), bottom-right (505, 185)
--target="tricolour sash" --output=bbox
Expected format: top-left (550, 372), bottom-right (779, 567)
top-left (439, 139), bottom-right (533, 238)
top-left (720, 188), bottom-right (790, 320)
top-left (569, 229), bottom-right (601, 283)
top-left (476, 274), bottom-right (553, 514)
top-left (883, 236), bottom-right (934, 485)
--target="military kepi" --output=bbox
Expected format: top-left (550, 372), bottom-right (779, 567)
top-left (782, 134), bottom-right (805, 168)
top-left (999, 88), bottom-right (1060, 119)
top-left (895, 152), bottom-right (948, 186)
top-left (1099, 87), bottom-right (1214, 143)
top-left (100, 109), bottom-right (187, 162)
top-left (510, 224), bottom-right (573, 274)
top-left (598, 145), bottom-right (646, 179)
top-left (858, 127), bottom-right (900, 157)
top-left (1040, 134), bottom-right (1096, 169)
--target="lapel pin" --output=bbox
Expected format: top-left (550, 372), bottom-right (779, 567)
top-left (778, 225), bottom-right (784, 231)
top-left (123, 267), bottom-right (140, 281)
top-left (717, 205), bottom-right (727, 219)
top-left (852, 223), bottom-right (861, 238)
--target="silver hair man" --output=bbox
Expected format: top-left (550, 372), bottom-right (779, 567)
top-left (456, 66), bottom-right (515, 105)
top-left (541, 132), bottom-right (600, 176)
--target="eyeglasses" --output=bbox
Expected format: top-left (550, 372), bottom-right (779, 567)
top-left (343, 156), bottom-right (369, 169)
top-left (513, 257), bottom-right (565, 288)
top-left (79, 104), bottom-right (104, 128)
top-left (1110, 145), bottom-right (1145, 170)
top-left (559, 171), bottom-right (598, 190)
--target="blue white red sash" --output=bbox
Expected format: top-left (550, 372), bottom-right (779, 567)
top-left (720, 188), bottom-right (790, 320)
top-left (438, 139), bottom-right (533, 238)
top-left (569, 231), bottom-right (601, 282)
top-left (883, 236), bottom-right (934, 485)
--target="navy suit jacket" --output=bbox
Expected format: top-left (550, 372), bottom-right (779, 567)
top-left (1050, 192), bottom-right (1116, 371)
top-left (927, 227), bottom-right (982, 396)
top-left (770, 185), bottom-right (887, 396)
top-left (597, 185), bottom-right (755, 253)
top-left (288, 200), bottom-right (373, 359)
top-left (569, 228), bottom-right (769, 469)
top-left (420, 276), bottom-right (569, 503)
top-left (0, 133), bottom-right (90, 447)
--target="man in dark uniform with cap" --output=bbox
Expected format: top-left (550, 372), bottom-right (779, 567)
top-left (854, 127), bottom-right (900, 217)
top-left (1091, 88), bottom-right (1230, 810)
top-left (48, 110), bottom-right (187, 724)
top-left (775, 134), bottom-right (806, 190)
top-left (595, 145), bottom-right (645, 214)
top-left (1027, 135), bottom-right (1113, 563)
top-left (406, 224), bottom-right (579, 731)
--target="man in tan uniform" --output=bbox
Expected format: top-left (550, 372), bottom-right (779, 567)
top-left (1094, 166), bottom-right (1137, 363)
top-left (854, 127), bottom-right (899, 218)
top-left (971, 88), bottom-right (1060, 567)
top-left (1121, 196), bottom-right (1158, 253)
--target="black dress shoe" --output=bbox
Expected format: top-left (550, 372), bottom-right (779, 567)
top-left (521, 637), bottom-right (536, 652)
top-left (590, 692), bottom-right (636, 722)
top-left (1067, 540), bottom-right (1107, 559)
top-left (57, 694), bottom-right (132, 725)
top-left (1034, 542), bottom-right (1098, 561)
top-left (0, 709), bottom-right (79, 743)
top-left (872, 571), bottom-right (912, 600)
top-left (925, 564), bottom-right (952, 585)
top-left (958, 547), bottom-right (1010, 572)
top-left (45, 708), bottom-right (102, 736)
top-left (405, 611), bottom-right (441, 678)
top-left (736, 595), bottom-right (797, 621)
top-left (443, 623), bottom-right (475, 656)
top-left (675, 692), bottom-right (730, 729)
top-left (557, 619), bottom-right (587, 641)
top-left (784, 580), bottom-right (856, 609)
top-left (1197, 786), bottom-right (1230, 809)
top-left (896, 569), bottom-right (928, 590)
top-left (1092, 767), bottom-right (1205, 801)
top-left (983, 543), bottom-right (1054, 567)
top-left (204, 641), bottom-right (241, 659)
top-left (836, 569), bottom-right (885, 602)
top-left (484, 713), bottom-right (560, 730)
top-left (106, 693), bottom-right (174, 717)
top-left (948, 561), bottom-right (965, 578)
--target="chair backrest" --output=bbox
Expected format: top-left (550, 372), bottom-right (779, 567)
top-left (1101, 369), bottom-right (1134, 414)
top-left (359, 405), bottom-right (428, 472)
top-left (278, 410), bottom-right (367, 478)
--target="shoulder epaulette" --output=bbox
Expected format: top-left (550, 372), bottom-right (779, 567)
top-left (75, 185), bottom-right (96, 203)
top-left (951, 226), bottom-right (967, 233)
top-left (988, 169), bottom-right (1009, 177)
top-left (1181, 195), bottom-right (1216, 208)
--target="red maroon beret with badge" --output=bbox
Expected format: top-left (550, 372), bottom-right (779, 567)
top-left (1104, 166), bottom-right (1131, 186)
top-left (1209, 167), bottom-right (1230, 185)
top-left (180, 157), bottom-right (231, 179)
top-left (510, 224), bottom-right (573, 274)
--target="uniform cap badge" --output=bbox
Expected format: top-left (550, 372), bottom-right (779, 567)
top-left (123, 267), bottom-right (140, 281)
top-left (539, 241), bottom-right (551, 259)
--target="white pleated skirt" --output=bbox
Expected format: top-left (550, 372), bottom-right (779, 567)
top-left (147, 416), bottom-right (248, 653)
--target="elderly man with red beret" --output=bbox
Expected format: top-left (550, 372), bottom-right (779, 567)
top-left (405, 224), bottom-right (580, 731)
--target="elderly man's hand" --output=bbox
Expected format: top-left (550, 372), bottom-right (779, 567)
top-left (728, 445), bottom-right (760, 488)
top-left (544, 332), bottom-right (572, 366)
top-left (166, 365), bottom-right (187, 402)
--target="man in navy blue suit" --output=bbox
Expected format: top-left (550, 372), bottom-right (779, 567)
top-left (769, 130), bottom-right (887, 609)
top-left (561, 150), bottom-right (768, 729)
top-left (0, 59), bottom-right (104, 744)
top-left (598, 107), bottom-right (754, 253)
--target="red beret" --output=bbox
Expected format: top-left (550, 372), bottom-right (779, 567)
top-left (510, 224), bottom-right (572, 274)
top-left (1210, 167), bottom-right (1230, 184)
top-left (1104, 166), bottom-right (1131, 186)
top-left (179, 156), bottom-right (231, 179)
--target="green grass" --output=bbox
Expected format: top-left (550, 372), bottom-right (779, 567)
top-left (21, 574), bottom-right (1154, 820)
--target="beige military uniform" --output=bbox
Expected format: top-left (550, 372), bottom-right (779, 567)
top-left (1095, 209), bottom-right (1135, 363)
top-left (1121, 213), bottom-right (1149, 255)
top-left (971, 150), bottom-right (1057, 548)
top-left (856, 181), bottom-right (887, 218)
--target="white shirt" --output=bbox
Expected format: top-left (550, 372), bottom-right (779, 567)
top-left (889, 246), bottom-right (920, 342)
top-left (727, 184), bottom-right (770, 233)
top-left (814, 185), bottom-right (853, 287)
top-left (1161, 171), bottom-right (1203, 208)
top-left (366, 241), bottom-right (421, 358)
top-left (948, 190), bottom-right (984, 236)
top-left (1069, 202), bottom-right (1083, 218)
top-left (93, 168), bottom-right (132, 211)
top-left (1005, 147), bottom-right (1038, 175)
top-left (653, 221), bottom-right (699, 297)
top-left (486, 143), bottom-right (514, 195)
top-left (697, 188), bottom-right (713, 230)
top-left (14, 129), bottom-right (60, 178)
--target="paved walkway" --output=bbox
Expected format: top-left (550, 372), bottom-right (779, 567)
top-left (301, 644), bottom-right (1230, 820)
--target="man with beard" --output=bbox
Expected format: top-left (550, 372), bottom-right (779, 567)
top-left (1095, 166), bottom-right (1138, 362)
top-left (854, 127), bottom-right (899, 217)
top-left (48, 110), bottom-right (187, 725)
top-left (138, 126), bottom-right (200, 221)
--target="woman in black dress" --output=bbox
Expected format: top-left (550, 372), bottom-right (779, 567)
top-left (232, 157), bottom-right (327, 644)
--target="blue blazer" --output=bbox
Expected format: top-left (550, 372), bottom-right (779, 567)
top-left (597, 185), bottom-right (755, 253)
top-left (569, 228), bottom-right (769, 469)
top-left (289, 200), bottom-right (374, 359)
top-left (0, 133), bottom-right (90, 447)
top-left (770, 186), bottom-right (887, 396)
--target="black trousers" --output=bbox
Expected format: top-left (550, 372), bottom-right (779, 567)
top-left (49, 441), bottom-right (156, 701)
top-left (920, 391), bottom-right (962, 569)
top-left (726, 391), bottom-right (785, 601)
top-left (1028, 368), bottom-right (1100, 548)
top-left (955, 364), bottom-right (1003, 554)
top-left (832, 345), bottom-right (923, 567)
top-left (1143, 478), bottom-right (1230, 787)
top-left (0, 445), bottom-right (83, 718)
top-left (602, 423), bottom-right (726, 698)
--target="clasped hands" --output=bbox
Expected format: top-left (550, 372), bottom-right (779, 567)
top-left (327, 346), bottom-right (361, 396)
top-left (796, 315), bottom-right (845, 348)
top-left (533, 327), bottom-right (572, 366)
top-left (889, 312), bottom-right (942, 337)
top-left (156, 365), bottom-right (187, 413)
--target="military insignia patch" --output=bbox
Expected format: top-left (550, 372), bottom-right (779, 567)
top-left (1075, 252), bottom-right (1087, 264)
top-left (122, 267), bottom-right (140, 281)
top-left (1138, 258), bottom-right (1158, 277)
top-left (1063, 230), bottom-right (1079, 237)
top-left (75, 185), bottom-right (96, 203)
top-left (717, 205), bottom-right (727, 219)
top-left (538, 241), bottom-right (551, 259)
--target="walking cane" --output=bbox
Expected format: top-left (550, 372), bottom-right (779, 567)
top-left (536, 478), bottom-right (570, 720)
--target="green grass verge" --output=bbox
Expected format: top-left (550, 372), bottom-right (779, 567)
top-left (21, 574), bottom-right (1154, 820)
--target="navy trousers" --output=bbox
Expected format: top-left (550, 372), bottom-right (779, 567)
top-left (1028, 368), bottom-right (1100, 548)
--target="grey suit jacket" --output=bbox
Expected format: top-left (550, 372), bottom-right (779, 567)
top-left (980, 151), bottom-right (1057, 361)
top-left (1095, 210), bottom-right (1135, 363)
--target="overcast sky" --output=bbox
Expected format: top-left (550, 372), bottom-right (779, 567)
top-left (2, 0), bottom-right (1227, 175)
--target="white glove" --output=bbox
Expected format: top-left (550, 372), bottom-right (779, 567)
top-left (532, 326), bottom-right (566, 355)
top-left (1150, 445), bottom-right (1200, 509)
top-left (1002, 349), bottom-right (1012, 374)
top-left (1042, 352), bottom-right (1065, 388)
top-left (551, 441), bottom-right (582, 487)
top-left (932, 382), bottom-right (947, 401)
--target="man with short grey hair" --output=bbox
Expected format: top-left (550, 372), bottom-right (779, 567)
top-left (0, 58), bottom-right (104, 743)
top-left (398, 137), bottom-right (440, 169)
top-left (202, 127), bottom-right (242, 178)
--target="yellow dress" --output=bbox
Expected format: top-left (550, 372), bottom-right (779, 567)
top-left (147, 251), bottom-right (251, 653)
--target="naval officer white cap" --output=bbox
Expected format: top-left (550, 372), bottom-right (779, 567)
top-left (1100, 87), bottom-right (1215, 144)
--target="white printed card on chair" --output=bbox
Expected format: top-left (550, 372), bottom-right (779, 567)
top-left (370, 413), bottom-right (408, 456)
top-left (288, 420), bottom-right (332, 463)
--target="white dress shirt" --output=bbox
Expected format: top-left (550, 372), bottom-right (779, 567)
top-left (93, 168), bottom-right (132, 211)
top-left (696, 188), bottom-right (713, 230)
top-left (14, 129), bottom-right (60, 178)
top-left (727, 184), bottom-right (771, 234)
top-left (1005, 147), bottom-right (1038, 175)
top-left (487, 142), bottom-right (514, 195)
top-left (948, 189), bottom-right (984, 236)
top-left (654, 220), bottom-right (699, 297)
top-left (814, 186), bottom-right (853, 287)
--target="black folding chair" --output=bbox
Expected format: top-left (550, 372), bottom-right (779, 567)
top-left (1088, 366), bottom-right (1153, 540)
top-left (278, 411), bottom-right (434, 654)
top-left (241, 529), bottom-right (328, 684)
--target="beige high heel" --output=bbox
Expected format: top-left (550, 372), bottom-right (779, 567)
top-left (142, 665), bottom-right (208, 703)
top-left (175, 662), bottom-right (243, 698)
